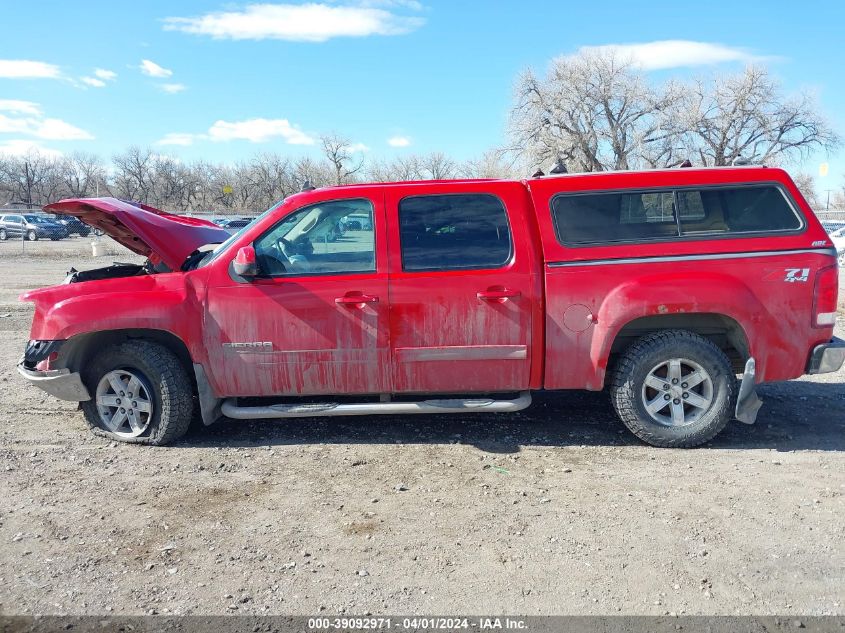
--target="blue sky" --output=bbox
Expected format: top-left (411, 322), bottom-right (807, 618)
top-left (1, 0), bottom-right (843, 192)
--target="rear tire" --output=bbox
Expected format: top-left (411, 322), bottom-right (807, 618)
top-left (609, 330), bottom-right (736, 448)
top-left (81, 340), bottom-right (194, 446)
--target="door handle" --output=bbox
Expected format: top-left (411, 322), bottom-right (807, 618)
top-left (335, 293), bottom-right (379, 308)
top-left (477, 288), bottom-right (521, 303)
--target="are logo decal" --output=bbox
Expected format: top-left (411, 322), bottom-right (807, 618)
top-left (784, 268), bottom-right (810, 283)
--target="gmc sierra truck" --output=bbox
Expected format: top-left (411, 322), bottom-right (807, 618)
top-left (18, 167), bottom-right (844, 447)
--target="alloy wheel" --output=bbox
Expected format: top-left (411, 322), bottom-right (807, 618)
top-left (640, 358), bottom-right (714, 427)
top-left (95, 369), bottom-right (155, 438)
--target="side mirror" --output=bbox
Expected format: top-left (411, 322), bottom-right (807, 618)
top-left (233, 245), bottom-right (258, 278)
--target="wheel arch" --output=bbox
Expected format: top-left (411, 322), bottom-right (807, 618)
top-left (606, 312), bottom-right (751, 374)
top-left (62, 328), bottom-right (195, 382)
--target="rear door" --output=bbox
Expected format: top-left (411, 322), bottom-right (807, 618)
top-left (385, 183), bottom-right (540, 393)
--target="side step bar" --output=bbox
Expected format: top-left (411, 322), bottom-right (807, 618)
top-left (220, 392), bottom-right (532, 420)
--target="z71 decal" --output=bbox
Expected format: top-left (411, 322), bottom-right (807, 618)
top-left (784, 268), bottom-right (810, 283)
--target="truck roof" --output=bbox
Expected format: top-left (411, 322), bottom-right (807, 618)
top-left (311, 165), bottom-right (778, 192)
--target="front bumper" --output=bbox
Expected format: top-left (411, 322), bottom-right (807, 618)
top-left (807, 338), bottom-right (845, 375)
top-left (17, 363), bottom-right (90, 401)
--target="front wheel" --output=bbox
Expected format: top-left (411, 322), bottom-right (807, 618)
top-left (609, 330), bottom-right (736, 448)
top-left (81, 340), bottom-right (194, 445)
top-left (0, 228), bottom-right (6, 240)
top-left (27, 230), bottom-right (37, 241)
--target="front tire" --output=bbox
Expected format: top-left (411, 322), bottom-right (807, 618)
top-left (27, 230), bottom-right (37, 241)
top-left (81, 340), bottom-right (194, 445)
top-left (0, 228), bottom-right (6, 240)
top-left (609, 330), bottom-right (736, 448)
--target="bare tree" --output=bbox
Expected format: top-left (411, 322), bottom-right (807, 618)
top-left (678, 66), bottom-right (840, 166)
top-left (320, 134), bottom-right (364, 185)
top-left (58, 152), bottom-right (107, 198)
top-left (509, 49), bottom-right (681, 173)
top-left (418, 152), bottom-right (457, 179)
top-left (791, 172), bottom-right (820, 209)
top-left (459, 149), bottom-right (519, 179)
top-left (111, 146), bottom-right (156, 201)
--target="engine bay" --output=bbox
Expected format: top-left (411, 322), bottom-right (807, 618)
top-left (63, 262), bottom-right (149, 284)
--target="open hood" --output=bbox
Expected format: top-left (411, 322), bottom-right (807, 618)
top-left (44, 197), bottom-right (231, 270)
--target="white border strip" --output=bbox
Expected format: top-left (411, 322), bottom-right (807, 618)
top-left (547, 248), bottom-right (837, 268)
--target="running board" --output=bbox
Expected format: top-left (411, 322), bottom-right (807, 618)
top-left (220, 392), bottom-right (532, 420)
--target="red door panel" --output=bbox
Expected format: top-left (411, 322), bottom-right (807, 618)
top-left (203, 187), bottom-right (391, 397)
top-left (385, 183), bottom-right (539, 394)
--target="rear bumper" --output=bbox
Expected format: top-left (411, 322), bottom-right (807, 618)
top-left (807, 338), bottom-right (845, 375)
top-left (16, 363), bottom-right (90, 401)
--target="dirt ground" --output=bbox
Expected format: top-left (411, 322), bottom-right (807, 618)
top-left (0, 240), bottom-right (843, 617)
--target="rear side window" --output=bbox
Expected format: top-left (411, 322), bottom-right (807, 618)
top-left (677, 186), bottom-right (802, 235)
top-left (551, 185), bottom-right (802, 246)
top-left (399, 194), bottom-right (512, 271)
top-left (552, 191), bottom-right (680, 245)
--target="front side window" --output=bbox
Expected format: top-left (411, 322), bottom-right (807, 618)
top-left (253, 198), bottom-right (375, 276)
top-left (399, 194), bottom-right (512, 271)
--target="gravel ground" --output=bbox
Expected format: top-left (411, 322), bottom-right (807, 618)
top-left (0, 243), bottom-right (843, 617)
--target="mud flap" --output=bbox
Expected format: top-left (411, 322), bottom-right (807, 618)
top-left (193, 363), bottom-right (223, 426)
top-left (735, 357), bottom-right (763, 425)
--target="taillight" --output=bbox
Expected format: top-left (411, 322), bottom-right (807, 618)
top-left (813, 265), bottom-right (839, 327)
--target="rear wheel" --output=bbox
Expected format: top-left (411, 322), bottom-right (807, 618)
top-left (81, 340), bottom-right (194, 445)
top-left (609, 330), bottom-right (736, 448)
top-left (27, 230), bottom-right (37, 241)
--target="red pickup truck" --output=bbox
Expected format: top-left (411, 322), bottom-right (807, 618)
top-left (18, 167), bottom-right (844, 448)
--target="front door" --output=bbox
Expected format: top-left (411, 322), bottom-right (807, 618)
top-left (385, 184), bottom-right (536, 393)
top-left (204, 190), bottom-right (390, 397)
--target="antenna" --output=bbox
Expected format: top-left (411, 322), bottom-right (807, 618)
top-left (300, 178), bottom-right (316, 192)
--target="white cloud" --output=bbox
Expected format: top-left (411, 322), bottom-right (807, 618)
top-left (348, 142), bottom-right (369, 153)
top-left (81, 76), bottom-right (107, 88)
top-left (0, 105), bottom-right (93, 141)
top-left (0, 139), bottom-right (62, 157)
top-left (156, 117), bottom-right (314, 146)
top-left (574, 40), bottom-right (764, 71)
top-left (0, 59), bottom-right (62, 79)
top-left (388, 135), bottom-right (411, 147)
top-left (208, 118), bottom-right (314, 144)
top-left (156, 132), bottom-right (195, 146)
top-left (94, 68), bottom-right (117, 81)
top-left (139, 59), bottom-right (173, 78)
top-left (0, 100), bottom-right (42, 116)
top-left (160, 83), bottom-right (187, 94)
top-left (163, 3), bottom-right (425, 42)
top-left (34, 118), bottom-right (94, 140)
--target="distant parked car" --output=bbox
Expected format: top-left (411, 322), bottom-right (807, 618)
top-left (0, 213), bottom-right (69, 241)
top-left (46, 213), bottom-right (91, 237)
top-left (218, 218), bottom-right (253, 232)
top-left (830, 226), bottom-right (845, 267)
